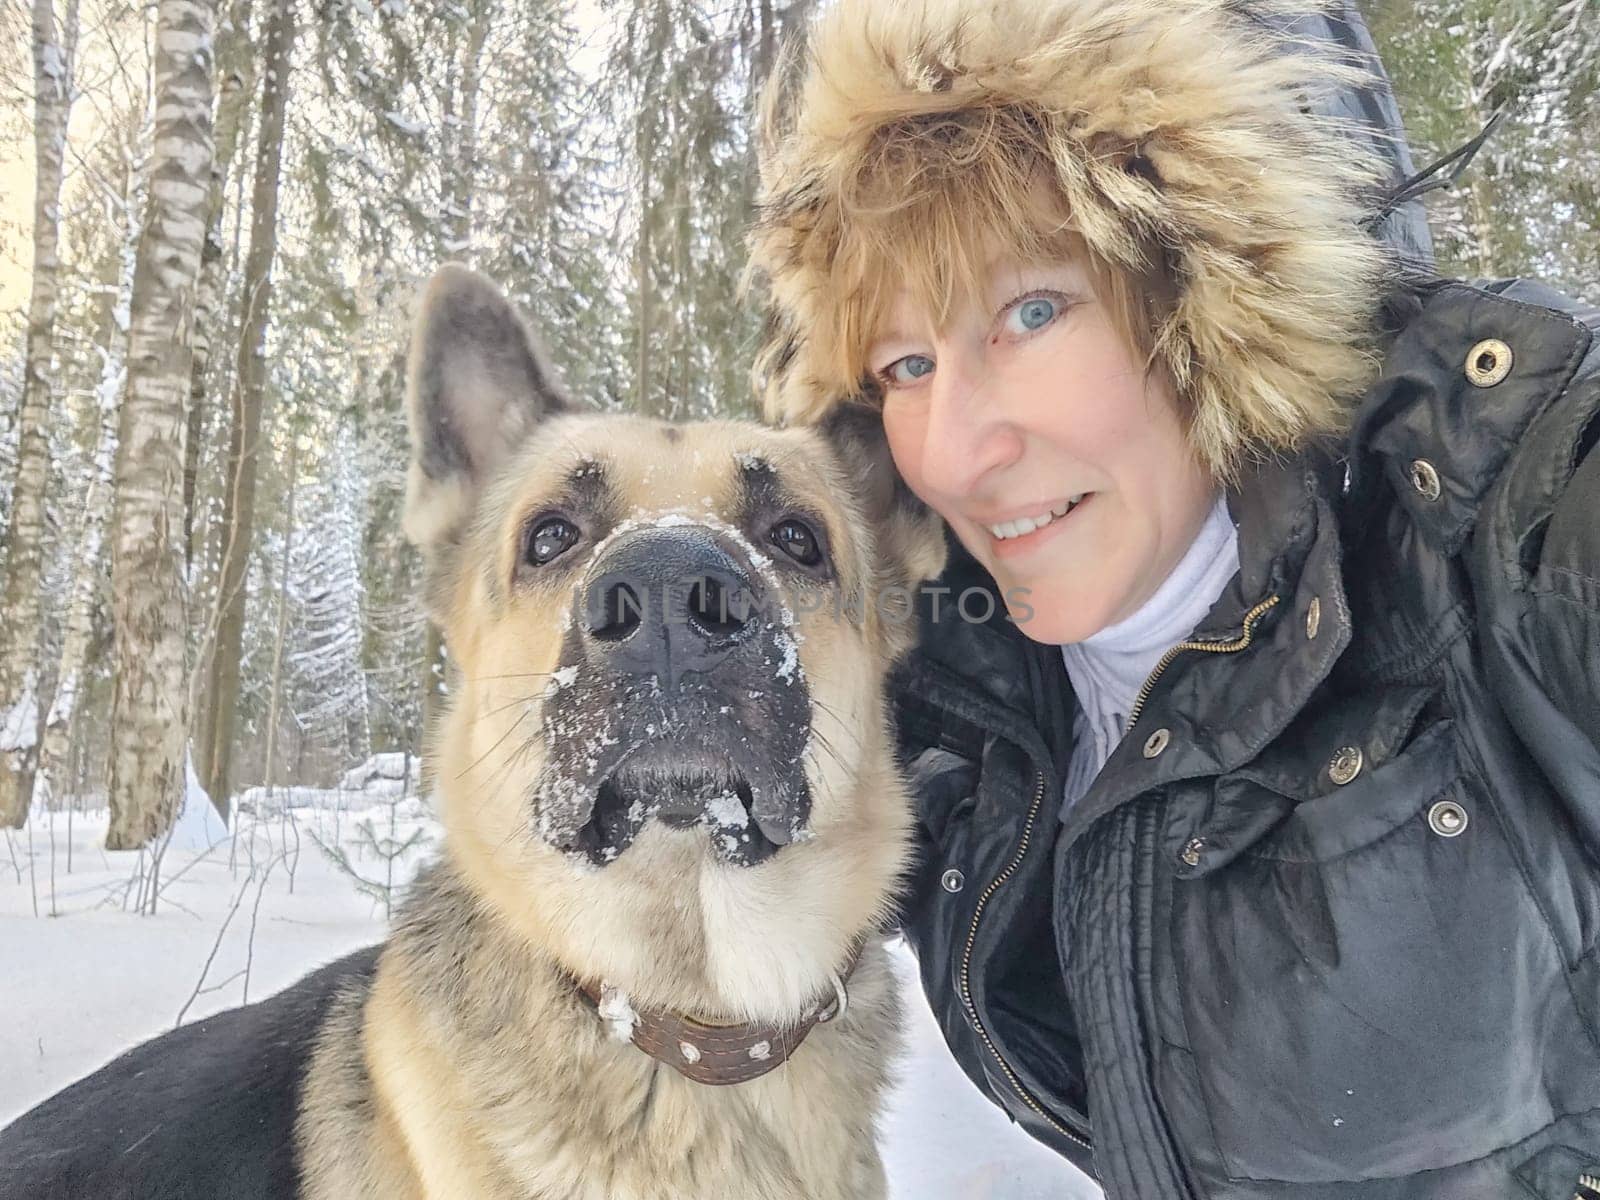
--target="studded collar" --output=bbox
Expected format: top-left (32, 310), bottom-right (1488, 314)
top-left (573, 938), bottom-right (864, 1086)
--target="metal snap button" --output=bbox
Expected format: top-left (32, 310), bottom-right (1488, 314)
top-left (1409, 459), bottom-right (1442, 502)
top-left (1328, 745), bottom-right (1364, 786)
top-left (940, 868), bottom-right (965, 893)
top-left (1180, 837), bottom-right (1205, 867)
top-left (1428, 799), bottom-right (1468, 837)
top-left (1305, 596), bottom-right (1322, 641)
top-left (1143, 728), bottom-right (1171, 758)
top-left (1464, 338), bottom-right (1512, 388)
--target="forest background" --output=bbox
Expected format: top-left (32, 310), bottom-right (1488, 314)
top-left (0, 0), bottom-right (1596, 885)
top-left (0, 4), bottom-right (1595, 1193)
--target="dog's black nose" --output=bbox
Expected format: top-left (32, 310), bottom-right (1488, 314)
top-left (581, 527), bottom-right (761, 687)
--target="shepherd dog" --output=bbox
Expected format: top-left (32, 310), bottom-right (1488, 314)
top-left (0, 265), bottom-right (949, 1200)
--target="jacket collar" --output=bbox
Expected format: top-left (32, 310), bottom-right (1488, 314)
top-left (1051, 449), bottom-right (1353, 852)
top-left (898, 448), bottom-right (1353, 855)
top-left (1344, 281), bottom-right (1595, 558)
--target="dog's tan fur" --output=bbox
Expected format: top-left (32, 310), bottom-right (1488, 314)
top-left (294, 266), bottom-right (945, 1199)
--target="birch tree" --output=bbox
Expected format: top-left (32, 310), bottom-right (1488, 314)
top-left (39, 142), bottom-right (147, 803)
top-left (106, 0), bottom-right (216, 849)
top-left (0, 0), bottom-right (81, 827)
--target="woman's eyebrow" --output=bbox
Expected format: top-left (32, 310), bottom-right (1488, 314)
top-left (868, 329), bottom-right (920, 354)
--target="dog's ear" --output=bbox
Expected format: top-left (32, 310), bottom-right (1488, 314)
top-left (820, 400), bottom-right (948, 587)
top-left (403, 264), bottom-right (571, 556)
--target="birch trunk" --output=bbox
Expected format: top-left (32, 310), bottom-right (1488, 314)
top-left (443, 0), bottom-right (490, 256)
top-left (105, 0), bottom-right (217, 851)
top-left (198, 0), bottom-right (295, 813)
top-left (0, 0), bottom-right (81, 827)
top-left (39, 152), bottom-right (146, 804)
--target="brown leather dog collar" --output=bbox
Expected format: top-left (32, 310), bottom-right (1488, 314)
top-left (574, 939), bottom-right (866, 1086)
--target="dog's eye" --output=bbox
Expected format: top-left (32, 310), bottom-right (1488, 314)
top-left (527, 517), bottom-right (580, 565)
top-left (770, 518), bottom-right (821, 567)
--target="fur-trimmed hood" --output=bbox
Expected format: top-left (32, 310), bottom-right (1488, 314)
top-left (748, 0), bottom-right (1414, 480)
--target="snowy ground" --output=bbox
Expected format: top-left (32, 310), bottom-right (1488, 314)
top-left (0, 795), bottom-right (1095, 1198)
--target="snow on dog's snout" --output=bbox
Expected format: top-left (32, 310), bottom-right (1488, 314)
top-left (529, 511), bottom-right (814, 871)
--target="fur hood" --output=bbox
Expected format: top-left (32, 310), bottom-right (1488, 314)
top-left (748, 0), bottom-right (1406, 480)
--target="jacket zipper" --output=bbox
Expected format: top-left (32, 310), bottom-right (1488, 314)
top-left (958, 769), bottom-right (1093, 1153)
top-left (1123, 595), bottom-right (1283, 735)
top-left (954, 594), bottom-right (1280, 1157)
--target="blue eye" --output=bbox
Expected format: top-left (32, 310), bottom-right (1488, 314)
top-left (883, 354), bottom-right (935, 386)
top-left (1005, 296), bottom-right (1060, 334)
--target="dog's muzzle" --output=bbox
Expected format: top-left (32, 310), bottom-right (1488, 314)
top-left (533, 525), bottom-right (814, 868)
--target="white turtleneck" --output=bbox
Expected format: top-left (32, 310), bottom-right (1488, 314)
top-left (1059, 493), bottom-right (1240, 815)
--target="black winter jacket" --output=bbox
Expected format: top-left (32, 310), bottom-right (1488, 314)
top-left (892, 278), bottom-right (1600, 1199)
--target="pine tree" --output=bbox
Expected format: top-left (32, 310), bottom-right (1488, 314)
top-left (602, 0), bottom-right (813, 422)
top-left (1369, 0), bottom-right (1600, 297)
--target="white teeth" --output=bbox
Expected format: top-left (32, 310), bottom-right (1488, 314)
top-left (988, 495), bottom-right (1085, 541)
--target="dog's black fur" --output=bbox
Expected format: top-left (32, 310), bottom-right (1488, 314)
top-left (0, 948), bottom-right (378, 1200)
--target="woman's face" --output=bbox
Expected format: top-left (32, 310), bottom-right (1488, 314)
top-left (870, 256), bottom-right (1216, 645)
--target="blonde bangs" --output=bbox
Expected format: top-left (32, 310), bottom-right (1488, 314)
top-left (818, 104), bottom-right (1157, 399)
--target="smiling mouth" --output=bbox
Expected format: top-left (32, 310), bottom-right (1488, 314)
top-left (985, 494), bottom-right (1089, 543)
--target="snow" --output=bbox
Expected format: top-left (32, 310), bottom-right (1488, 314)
top-left (39, 43), bottom-right (65, 82)
top-left (338, 751), bottom-right (420, 792)
top-left (0, 804), bottom-right (1095, 1198)
top-left (382, 110), bottom-right (426, 137)
top-left (596, 983), bottom-right (638, 1043)
top-left (0, 682), bottom-right (38, 753)
top-left (704, 790), bottom-right (745, 828)
top-left (167, 756), bottom-right (230, 854)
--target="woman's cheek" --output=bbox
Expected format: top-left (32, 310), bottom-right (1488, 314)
top-left (882, 403), bottom-right (932, 501)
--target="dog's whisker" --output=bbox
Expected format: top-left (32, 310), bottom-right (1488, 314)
top-left (471, 690), bottom-right (547, 724)
top-left (807, 728), bottom-right (851, 781)
top-left (465, 727), bottom-right (543, 812)
top-left (454, 708), bottom-right (534, 783)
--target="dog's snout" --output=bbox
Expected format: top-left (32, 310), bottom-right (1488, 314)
top-left (582, 528), bottom-right (761, 686)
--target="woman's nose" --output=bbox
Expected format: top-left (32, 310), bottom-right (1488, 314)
top-left (918, 357), bottom-right (1022, 498)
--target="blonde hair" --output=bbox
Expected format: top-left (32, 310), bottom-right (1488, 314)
top-left (749, 0), bottom-right (1391, 484)
top-left (812, 103), bottom-right (1175, 406)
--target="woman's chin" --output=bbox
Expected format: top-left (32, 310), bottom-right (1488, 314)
top-left (1006, 604), bottom-right (1109, 646)
top-left (984, 568), bottom-right (1109, 645)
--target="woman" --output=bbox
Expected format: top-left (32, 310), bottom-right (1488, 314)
top-left (748, 1), bottom-right (1600, 1196)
